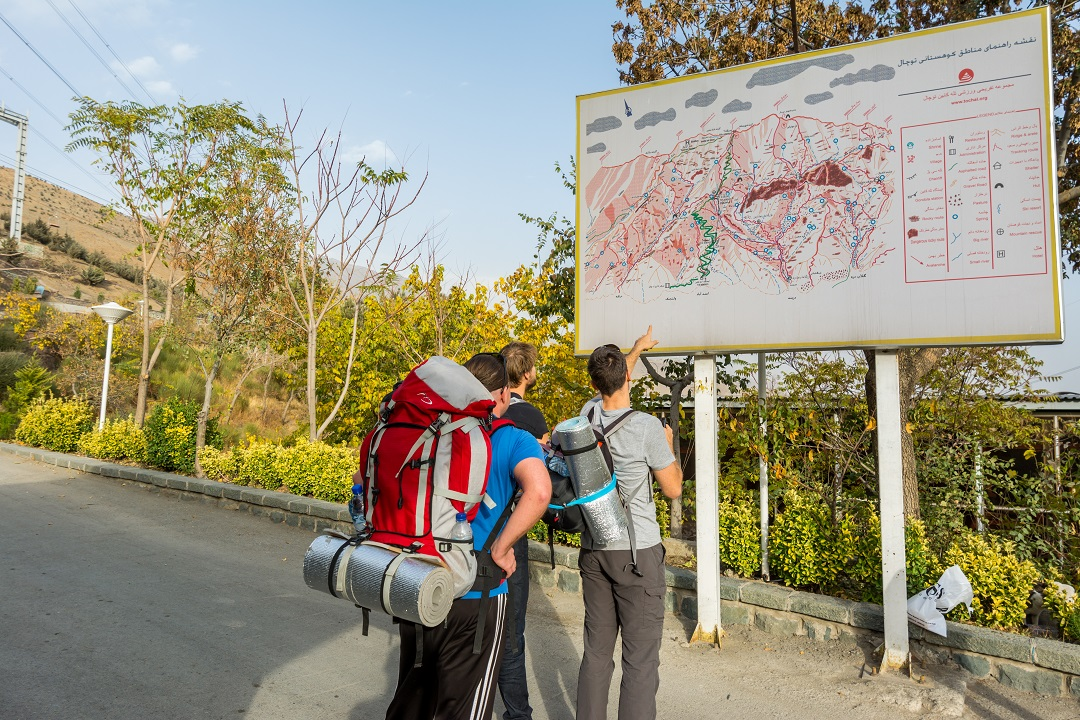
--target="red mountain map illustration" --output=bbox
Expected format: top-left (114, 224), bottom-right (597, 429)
top-left (582, 114), bottom-right (895, 297)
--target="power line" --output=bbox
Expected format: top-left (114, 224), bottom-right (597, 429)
top-left (27, 125), bottom-right (118, 200)
top-left (0, 150), bottom-right (113, 205)
top-left (65, 0), bottom-right (156, 105)
top-left (0, 62), bottom-right (65, 125)
top-left (0, 9), bottom-right (83, 98)
top-left (44, 0), bottom-right (139, 101)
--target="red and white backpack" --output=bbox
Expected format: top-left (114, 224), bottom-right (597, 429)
top-left (356, 356), bottom-right (500, 597)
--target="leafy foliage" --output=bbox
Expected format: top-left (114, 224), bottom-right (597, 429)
top-left (941, 530), bottom-right (1040, 630)
top-left (5, 360), bottom-right (55, 413)
top-left (144, 397), bottom-right (222, 473)
top-left (14, 395), bottom-right (93, 452)
top-left (718, 497), bottom-right (761, 577)
top-left (79, 266), bottom-right (106, 286)
top-left (78, 417), bottom-right (147, 464)
top-left (199, 438), bottom-right (357, 503)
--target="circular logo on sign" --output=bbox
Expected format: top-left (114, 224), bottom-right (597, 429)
top-left (958, 68), bottom-right (974, 84)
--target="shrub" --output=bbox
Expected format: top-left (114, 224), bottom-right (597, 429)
top-left (1043, 584), bottom-right (1080, 643)
top-left (941, 530), bottom-right (1039, 630)
top-left (198, 438), bottom-right (357, 502)
top-left (845, 508), bottom-right (936, 602)
top-left (0, 351), bottom-right (30, 393)
top-left (770, 491), bottom-right (855, 588)
top-left (77, 417), bottom-right (147, 463)
top-left (79, 266), bottom-right (106, 286)
top-left (718, 498), bottom-right (761, 577)
top-left (22, 218), bottom-right (52, 244)
top-left (85, 251), bottom-right (112, 272)
top-left (15, 395), bottom-right (94, 452)
top-left (5, 360), bottom-right (54, 412)
top-left (144, 397), bottom-right (221, 474)
top-left (1, 237), bottom-right (21, 266)
top-left (111, 261), bottom-right (142, 284)
top-left (0, 410), bottom-right (19, 439)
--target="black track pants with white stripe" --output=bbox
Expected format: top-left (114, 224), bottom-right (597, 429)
top-left (386, 594), bottom-right (507, 720)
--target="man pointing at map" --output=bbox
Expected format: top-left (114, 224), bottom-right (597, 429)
top-left (576, 327), bottom-right (683, 720)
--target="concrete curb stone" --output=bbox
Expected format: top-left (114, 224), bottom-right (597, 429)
top-left (1032, 637), bottom-right (1080, 675)
top-left (789, 591), bottom-right (852, 624)
top-left (997, 662), bottom-right (1065, 696)
top-left (929, 622), bottom-right (1034, 665)
top-left (740, 581), bottom-right (794, 611)
top-left (718, 576), bottom-right (749, 601)
top-left (851, 603), bottom-right (885, 631)
top-left (956, 653), bottom-right (992, 678)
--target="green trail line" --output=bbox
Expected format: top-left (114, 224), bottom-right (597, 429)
top-left (671, 210), bottom-right (719, 288)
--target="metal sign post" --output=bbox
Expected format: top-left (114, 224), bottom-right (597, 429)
top-left (875, 349), bottom-right (909, 670)
top-left (758, 353), bottom-right (769, 581)
top-left (691, 353), bottom-right (721, 645)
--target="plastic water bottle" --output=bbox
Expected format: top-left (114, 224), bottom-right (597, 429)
top-left (349, 484), bottom-right (366, 533)
top-left (450, 512), bottom-right (472, 543)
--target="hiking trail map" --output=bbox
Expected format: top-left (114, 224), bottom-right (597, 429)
top-left (576, 8), bottom-right (1062, 354)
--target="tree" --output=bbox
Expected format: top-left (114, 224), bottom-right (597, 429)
top-left (67, 98), bottom-right (267, 426)
top-left (276, 105), bottom-right (426, 441)
top-left (183, 119), bottom-right (294, 474)
top-left (328, 261), bottom-right (513, 443)
top-left (610, 0), bottom-right (1080, 519)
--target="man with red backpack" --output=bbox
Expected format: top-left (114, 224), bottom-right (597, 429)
top-left (385, 353), bottom-right (550, 720)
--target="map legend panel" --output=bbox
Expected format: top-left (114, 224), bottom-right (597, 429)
top-left (901, 108), bottom-right (1047, 283)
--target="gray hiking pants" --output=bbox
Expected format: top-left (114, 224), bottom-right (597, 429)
top-left (575, 543), bottom-right (666, 720)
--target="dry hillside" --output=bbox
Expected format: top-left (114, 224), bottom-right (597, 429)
top-left (0, 165), bottom-right (153, 304)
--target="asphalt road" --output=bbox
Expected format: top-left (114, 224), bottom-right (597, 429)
top-left (2, 455), bottom-right (1077, 720)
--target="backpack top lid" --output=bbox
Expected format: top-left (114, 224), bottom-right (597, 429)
top-left (391, 356), bottom-right (495, 418)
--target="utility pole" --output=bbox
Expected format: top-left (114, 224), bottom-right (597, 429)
top-left (1, 105), bottom-right (29, 241)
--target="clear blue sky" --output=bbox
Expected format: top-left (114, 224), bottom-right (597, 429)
top-left (0, 0), bottom-right (1076, 391)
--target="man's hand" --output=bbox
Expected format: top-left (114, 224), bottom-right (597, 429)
top-left (491, 541), bottom-right (516, 578)
top-left (626, 325), bottom-right (659, 370)
top-left (664, 422), bottom-right (674, 451)
top-left (632, 326), bottom-right (658, 354)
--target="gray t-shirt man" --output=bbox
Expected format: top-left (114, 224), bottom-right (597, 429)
top-left (579, 398), bottom-right (675, 552)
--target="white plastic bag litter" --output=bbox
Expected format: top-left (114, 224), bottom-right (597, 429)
top-left (907, 565), bottom-right (974, 637)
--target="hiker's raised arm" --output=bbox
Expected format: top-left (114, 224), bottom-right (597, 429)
top-left (624, 325), bottom-right (658, 371)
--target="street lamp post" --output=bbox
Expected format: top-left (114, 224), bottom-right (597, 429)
top-left (91, 302), bottom-right (134, 430)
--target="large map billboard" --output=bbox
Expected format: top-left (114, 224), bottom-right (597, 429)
top-left (576, 8), bottom-right (1061, 354)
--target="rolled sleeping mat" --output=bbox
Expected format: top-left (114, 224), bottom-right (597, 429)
top-left (553, 416), bottom-right (629, 546)
top-left (303, 534), bottom-right (454, 627)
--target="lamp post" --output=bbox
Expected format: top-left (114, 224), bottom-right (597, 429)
top-left (91, 302), bottom-right (134, 430)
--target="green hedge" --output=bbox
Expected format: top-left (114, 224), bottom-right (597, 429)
top-left (200, 438), bottom-right (358, 503)
top-left (941, 530), bottom-right (1039, 630)
top-left (144, 397), bottom-right (221, 474)
top-left (14, 396), bottom-right (93, 452)
top-left (77, 417), bottom-right (147, 464)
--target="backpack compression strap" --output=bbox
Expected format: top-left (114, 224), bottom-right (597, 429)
top-left (585, 407), bottom-right (645, 576)
top-left (471, 483), bottom-right (519, 655)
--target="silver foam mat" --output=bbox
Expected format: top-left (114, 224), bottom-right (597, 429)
top-left (554, 416), bottom-right (629, 545)
top-left (303, 535), bottom-right (454, 626)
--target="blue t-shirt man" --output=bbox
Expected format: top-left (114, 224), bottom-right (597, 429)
top-left (463, 424), bottom-right (544, 600)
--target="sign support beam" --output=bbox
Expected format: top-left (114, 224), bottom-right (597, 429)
top-left (691, 353), bottom-right (721, 645)
top-left (875, 349), bottom-right (909, 671)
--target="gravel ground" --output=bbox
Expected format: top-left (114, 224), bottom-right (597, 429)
top-left (519, 584), bottom-right (1080, 720)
